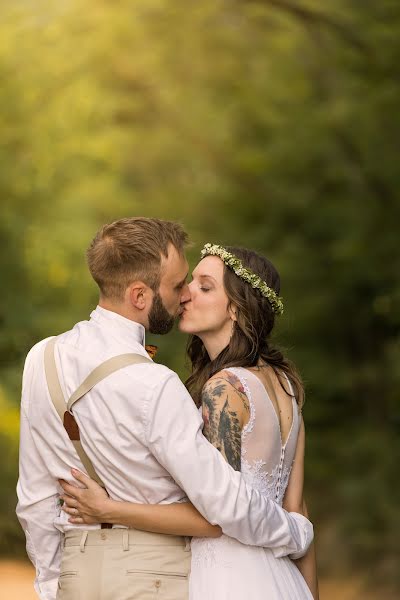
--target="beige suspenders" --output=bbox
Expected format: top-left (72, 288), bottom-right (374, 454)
top-left (44, 337), bottom-right (152, 488)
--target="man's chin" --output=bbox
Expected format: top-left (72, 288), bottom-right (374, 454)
top-left (148, 319), bottom-right (175, 335)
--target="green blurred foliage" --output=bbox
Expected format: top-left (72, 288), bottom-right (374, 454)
top-left (0, 0), bottom-right (399, 592)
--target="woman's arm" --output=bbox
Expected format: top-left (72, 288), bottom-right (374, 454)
top-left (201, 371), bottom-right (250, 470)
top-left (291, 500), bottom-right (319, 600)
top-left (60, 470), bottom-right (221, 538)
top-left (283, 419), bottom-right (319, 600)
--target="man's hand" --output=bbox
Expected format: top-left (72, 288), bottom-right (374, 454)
top-left (59, 469), bottom-right (110, 525)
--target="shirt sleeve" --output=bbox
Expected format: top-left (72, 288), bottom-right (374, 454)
top-left (16, 351), bottom-right (62, 600)
top-left (143, 372), bottom-right (313, 557)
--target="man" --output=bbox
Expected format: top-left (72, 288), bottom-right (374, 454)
top-left (17, 217), bottom-right (312, 600)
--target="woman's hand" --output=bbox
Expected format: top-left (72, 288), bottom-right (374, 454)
top-left (59, 469), bottom-right (223, 537)
top-left (59, 468), bottom-right (111, 525)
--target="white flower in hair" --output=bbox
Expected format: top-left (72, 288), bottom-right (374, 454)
top-left (200, 243), bottom-right (284, 315)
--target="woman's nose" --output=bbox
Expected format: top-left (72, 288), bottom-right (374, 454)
top-left (180, 282), bottom-right (191, 304)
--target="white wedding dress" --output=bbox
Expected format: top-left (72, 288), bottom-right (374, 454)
top-left (189, 367), bottom-right (313, 600)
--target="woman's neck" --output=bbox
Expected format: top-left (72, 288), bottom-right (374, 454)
top-left (199, 330), bottom-right (231, 361)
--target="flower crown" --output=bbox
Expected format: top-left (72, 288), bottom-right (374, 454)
top-left (200, 243), bottom-right (284, 315)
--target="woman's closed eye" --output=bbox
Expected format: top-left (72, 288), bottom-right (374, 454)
top-left (190, 272), bottom-right (215, 292)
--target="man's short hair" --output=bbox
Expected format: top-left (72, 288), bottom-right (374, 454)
top-left (86, 217), bottom-right (189, 300)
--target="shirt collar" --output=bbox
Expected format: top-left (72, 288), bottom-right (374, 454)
top-left (90, 305), bottom-right (146, 348)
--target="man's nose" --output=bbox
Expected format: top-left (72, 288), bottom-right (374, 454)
top-left (180, 283), bottom-right (191, 304)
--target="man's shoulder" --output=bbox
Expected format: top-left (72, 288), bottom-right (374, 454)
top-left (25, 318), bottom-right (86, 359)
top-left (23, 319), bottom-right (83, 371)
top-left (24, 336), bottom-right (54, 365)
top-left (126, 360), bottom-right (183, 391)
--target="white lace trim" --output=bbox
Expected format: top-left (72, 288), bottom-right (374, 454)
top-left (226, 367), bottom-right (255, 456)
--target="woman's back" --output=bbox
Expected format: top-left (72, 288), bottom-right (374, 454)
top-left (226, 366), bottom-right (300, 505)
top-left (190, 366), bottom-right (312, 599)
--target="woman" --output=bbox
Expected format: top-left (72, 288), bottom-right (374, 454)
top-left (61, 243), bottom-right (319, 600)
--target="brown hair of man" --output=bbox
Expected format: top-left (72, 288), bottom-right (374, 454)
top-left (87, 217), bottom-right (189, 300)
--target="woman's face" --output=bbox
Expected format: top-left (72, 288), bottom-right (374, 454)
top-left (179, 256), bottom-right (233, 338)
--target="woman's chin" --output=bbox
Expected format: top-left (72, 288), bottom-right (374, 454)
top-left (178, 321), bottom-right (190, 334)
top-left (178, 317), bottom-right (197, 335)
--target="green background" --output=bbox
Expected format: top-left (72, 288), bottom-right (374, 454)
top-left (1, 1), bottom-right (399, 596)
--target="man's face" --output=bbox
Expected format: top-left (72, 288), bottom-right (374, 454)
top-left (148, 244), bottom-right (190, 335)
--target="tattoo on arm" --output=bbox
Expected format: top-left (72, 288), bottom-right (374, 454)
top-left (224, 371), bottom-right (250, 413)
top-left (201, 380), bottom-right (242, 471)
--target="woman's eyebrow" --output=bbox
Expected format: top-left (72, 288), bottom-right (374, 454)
top-left (197, 273), bottom-right (217, 283)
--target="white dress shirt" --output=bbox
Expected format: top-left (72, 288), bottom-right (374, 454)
top-left (16, 306), bottom-right (313, 600)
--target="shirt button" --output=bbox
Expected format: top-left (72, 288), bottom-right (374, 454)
top-left (100, 532), bottom-right (107, 541)
top-left (155, 580), bottom-right (161, 588)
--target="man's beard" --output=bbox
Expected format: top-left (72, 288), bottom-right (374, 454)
top-left (148, 292), bottom-right (176, 335)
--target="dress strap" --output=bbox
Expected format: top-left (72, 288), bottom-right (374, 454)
top-left (280, 371), bottom-right (301, 443)
top-left (281, 371), bottom-right (295, 398)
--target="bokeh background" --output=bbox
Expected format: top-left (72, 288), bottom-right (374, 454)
top-left (1, 1), bottom-right (399, 598)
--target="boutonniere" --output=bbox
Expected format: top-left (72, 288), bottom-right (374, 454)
top-left (145, 344), bottom-right (158, 360)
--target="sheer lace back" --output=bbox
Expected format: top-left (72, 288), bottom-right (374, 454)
top-left (191, 367), bottom-right (303, 570)
top-left (227, 367), bottom-right (300, 506)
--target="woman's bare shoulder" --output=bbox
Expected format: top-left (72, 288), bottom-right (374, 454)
top-left (202, 368), bottom-right (250, 417)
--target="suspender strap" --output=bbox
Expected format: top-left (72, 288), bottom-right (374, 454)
top-left (67, 353), bottom-right (151, 412)
top-left (44, 337), bottom-right (66, 422)
top-left (44, 337), bottom-right (152, 488)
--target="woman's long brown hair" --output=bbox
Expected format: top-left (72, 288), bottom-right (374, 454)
top-left (185, 247), bottom-right (304, 408)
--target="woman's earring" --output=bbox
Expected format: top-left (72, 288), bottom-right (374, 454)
top-left (230, 319), bottom-right (236, 339)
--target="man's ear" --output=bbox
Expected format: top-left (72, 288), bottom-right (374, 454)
top-left (128, 282), bottom-right (152, 310)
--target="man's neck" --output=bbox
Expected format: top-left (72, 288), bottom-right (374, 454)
top-left (98, 299), bottom-right (147, 328)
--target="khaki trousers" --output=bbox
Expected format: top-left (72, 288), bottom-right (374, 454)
top-left (56, 528), bottom-right (191, 600)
